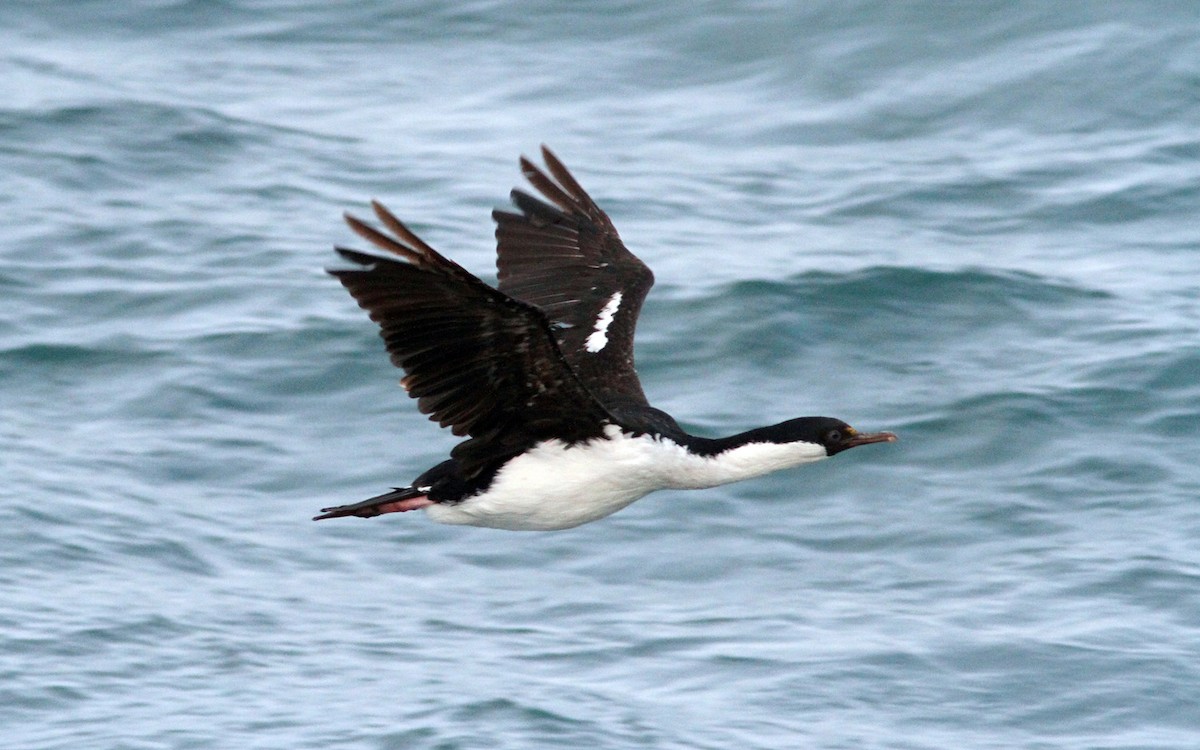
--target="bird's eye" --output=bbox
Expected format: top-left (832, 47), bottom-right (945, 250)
top-left (826, 430), bottom-right (842, 444)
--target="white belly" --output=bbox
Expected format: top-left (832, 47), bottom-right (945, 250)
top-left (424, 425), bottom-right (827, 531)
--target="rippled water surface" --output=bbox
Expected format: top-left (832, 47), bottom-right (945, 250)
top-left (3, 2), bottom-right (1199, 748)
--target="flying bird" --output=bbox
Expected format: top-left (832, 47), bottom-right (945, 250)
top-left (315, 147), bottom-right (896, 530)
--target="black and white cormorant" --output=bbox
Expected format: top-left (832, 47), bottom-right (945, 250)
top-left (315, 147), bottom-right (896, 530)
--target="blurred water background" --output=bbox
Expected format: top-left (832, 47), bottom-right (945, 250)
top-left (3, 2), bottom-right (1199, 748)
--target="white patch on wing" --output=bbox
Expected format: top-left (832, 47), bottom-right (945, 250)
top-left (424, 425), bottom-right (829, 531)
top-left (584, 291), bottom-right (623, 353)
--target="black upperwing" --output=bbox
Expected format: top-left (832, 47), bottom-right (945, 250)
top-left (332, 201), bottom-right (612, 479)
top-left (493, 146), bottom-right (655, 408)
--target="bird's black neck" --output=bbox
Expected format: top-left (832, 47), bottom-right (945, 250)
top-left (681, 424), bottom-right (790, 457)
top-left (605, 402), bottom-right (836, 458)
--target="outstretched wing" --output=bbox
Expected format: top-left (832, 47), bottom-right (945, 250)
top-left (493, 146), bottom-right (654, 407)
top-left (332, 201), bottom-right (612, 478)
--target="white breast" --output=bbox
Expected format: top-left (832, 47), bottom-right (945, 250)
top-left (424, 425), bottom-right (828, 531)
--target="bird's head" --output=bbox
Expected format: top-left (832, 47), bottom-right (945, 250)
top-left (764, 416), bottom-right (898, 457)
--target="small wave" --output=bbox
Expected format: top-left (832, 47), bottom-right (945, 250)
top-left (645, 265), bottom-right (1110, 374)
top-left (3, 98), bottom-right (339, 197)
top-left (0, 340), bottom-right (164, 366)
top-left (730, 265), bottom-right (1110, 309)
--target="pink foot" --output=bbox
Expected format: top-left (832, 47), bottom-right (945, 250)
top-left (375, 496), bottom-right (433, 514)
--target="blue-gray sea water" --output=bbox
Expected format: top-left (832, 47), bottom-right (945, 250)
top-left (3, 2), bottom-right (1199, 748)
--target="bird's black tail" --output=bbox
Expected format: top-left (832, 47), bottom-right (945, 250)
top-left (313, 486), bottom-right (428, 521)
